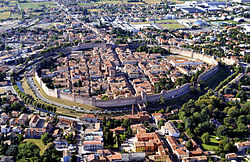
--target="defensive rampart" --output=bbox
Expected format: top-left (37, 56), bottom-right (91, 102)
top-left (34, 44), bottom-right (221, 108)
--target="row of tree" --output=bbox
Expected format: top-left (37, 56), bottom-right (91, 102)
top-left (13, 84), bottom-right (57, 113)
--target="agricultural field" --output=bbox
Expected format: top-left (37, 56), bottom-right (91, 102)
top-left (144, 0), bottom-right (162, 4)
top-left (10, 12), bottom-right (22, 19)
top-left (31, 12), bottom-right (44, 16)
top-left (18, 2), bottom-right (57, 10)
top-left (97, 0), bottom-right (124, 4)
top-left (0, 6), bottom-right (11, 11)
top-left (77, 3), bottom-right (99, 6)
top-left (0, 11), bottom-right (11, 20)
top-left (88, 8), bottom-right (104, 12)
top-left (126, 1), bottom-right (144, 4)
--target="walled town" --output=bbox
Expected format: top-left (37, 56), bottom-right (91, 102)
top-left (0, 0), bottom-right (249, 161)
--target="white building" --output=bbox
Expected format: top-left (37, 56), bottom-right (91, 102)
top-left (235, 141), bottom-right (250, 152)
top-left (81, 114), bottom-right (97, 123)
top-left (83, 141), bottom-right (103, 151)
top-left (1, 125), bottom-right (11, 134)
top-left (232, 0), bottom-right (250, 3)
top-left (161, 122), bottom-right (180, 137)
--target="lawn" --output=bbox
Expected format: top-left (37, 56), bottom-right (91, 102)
top-left (0, 11), bottom-right (11, 20)
top-left (32, 77), bottom-right (101, 111)
top-left (203, 66), bottom-right (231, 90)
top-left (19, 2), bottom-right (57, 10)
top-left (202, 135), bottom-right (220, 151)
top-left (23, 139), bottom-right (50, 155)
top-left (160, 23), bottom-right (184, 29)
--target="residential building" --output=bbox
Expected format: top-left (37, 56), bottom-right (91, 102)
top-left (23, 128), bottom-right (46, 138)
top-left (83, 141), bottom-right (103, 151)
top-left (161, 122), bottom-right (180, 137)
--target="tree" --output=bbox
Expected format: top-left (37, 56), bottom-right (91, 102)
top-left (77, 80), bottom-right (82, 87)
top-left (201, 132), bottom-right (210, 144)
top-left (122, 119), bottom-right (129, 128)
top-left (0, 72), bottom-right (6, 81)
top-left (237, 123), bottom-right (247, 133)
top-left (224, 142), bottom-right (236, 153)
top-left (41, 133), bottom-right (52, 145)
top-left (42, 144), bottom-right (62, 162)
top-left (17, 142), bottom-right (40, 160)
top-left (159, 96), bottom-right (165, 105)
top-left (186, 140), bottom-right (194, 150)
top-left (70, 154), bottom-right (77, 162)
top-left (5, 145), bottom-right (18, 156)
top-left (158, 119), bottom-right (165, 128)
top-left (143, 121), bottom-right (149, 127)
top-left (216, 125), bottom-right (228, 136)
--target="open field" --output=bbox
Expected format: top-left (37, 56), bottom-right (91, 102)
top-left (77, 3), bottom-right (99, 6)
top-left (98, 0), bottom-right (124, 4)
top-left (19, 2), bottom-right (57, 10)
top-left (10, 13), bottom-right (22, 19)
top-left (0, 88), bottom-right (5, 94)
top-left (126, 1), bottom-right (145, 4)
top-left (0, 11), bottom-right (11, 20)
top-left (32, 77), bottom-right (101, 111)
top-left (31, 12), bottom-right (44, 16)
top-left (144, 0), bottom-right (161, 4)
top-left (23, 139), bottom-right (51, 155)
top-left (203, 66), bottom-right (231, 90)
top-left (22, 78), bottom-right (85, 118)
top-left (0, 6), bottom-right (11, 11)
top-left (202, 135), bottom-right (220, 151)
top-left (88, 9), bottom-right (104, 12)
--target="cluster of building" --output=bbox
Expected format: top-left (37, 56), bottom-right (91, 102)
top-left (40, 45), bottom-right (208, 99)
